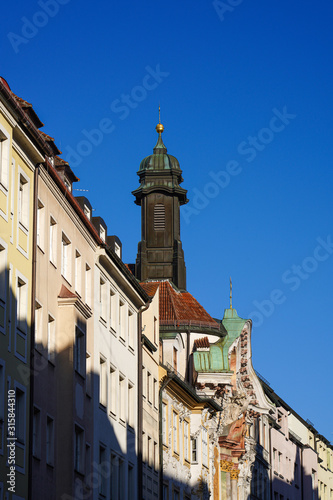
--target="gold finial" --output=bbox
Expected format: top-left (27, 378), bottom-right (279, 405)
top-left (230, 277), bottom-right (233, 309)
top-left (156, 103), bottom-right (164, 134)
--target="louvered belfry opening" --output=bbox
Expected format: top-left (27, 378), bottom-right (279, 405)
top-left (153, 203), bottom-right (165, 231)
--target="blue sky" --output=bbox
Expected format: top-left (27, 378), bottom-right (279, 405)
top-left (2, 0), bottom-right (333, 440)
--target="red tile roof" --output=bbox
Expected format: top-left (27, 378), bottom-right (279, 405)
top-left (194, 337), bottom-right (210, 349)
top-left (140, 281), bottom-right (220, 330)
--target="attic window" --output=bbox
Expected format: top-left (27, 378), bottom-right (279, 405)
top-left (100, 225), bottom-right (106, 242)
top-left (84, 204), bottom-right (91, 220)
top-left (114, 242), bottom-right (121, 257)
top-left (153, 204), bottom-right (165, 231)
top-left (64, 176), bottom-right (71, 191)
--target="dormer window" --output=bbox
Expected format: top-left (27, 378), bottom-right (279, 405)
top-left (64, 176), bottom-right (71, 192)
top-left (100, 225), bottom-right (106, 242)
top-left (114, 242), bottom-right (121, 257)
top-left (84, 204), bottom-right (91, 220)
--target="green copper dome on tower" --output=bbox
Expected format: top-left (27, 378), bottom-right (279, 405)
top-left (132, 119), bottom-right (188, 206)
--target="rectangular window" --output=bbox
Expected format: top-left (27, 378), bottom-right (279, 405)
top-left (47, 315), bottom-right (55, 363)
top-left (34, 301), bottom-right (43, 348)
top-left (191, 437), bottom-right (197, 463)
top-left (37, 199), bottom-right (45, 250)
top-left (111, 454), bottom-right (119, 500)
top-left (61, 232), bottom-right (71, 282)
top-left (74, 425), bottom-right (84, 474)
top-left (184, 420), bottom-right (189, 462)
top-left (110, 289), bottom-right (116, 332)
top-left (18, 174), bottom-right (29, 229)
top-left (17, 277), bottom-right (27, 334)
top-left (75, 250), bottom-right (81, 296)
top-left (99, 357), bottom-right (107, 407)
top-left (33, 407), bottom-right (41, 459)
top-left (128, 382), bottom-right (134, 428)
top-left (99, 444), bottom-right (107, 496)
top-left (15, 387), bottom-right (26, 444)
top-left (154, 441), bottom-right (158, 470)
top-left (49, 216), bottom-right (57, 265)
top-left (86, 352), bottom-right (92, 396)
top-left (128, 464), bottom-right (134, 500)
top-left (74, 326), bottom-right (85, 377)
top-left (85, 264), bottom-right (91, 307)
top-left (202, 427), bottom-right (208, 466)
top-left (119, 374), bottom-right (125, 423)
top-left (153, 378), bottom-right (158, 409)
top-left (0, 244), bottom-right (6, 305)
top-left (119, 300), bottom-right (125, 339)
top-left (0, 128), bottom-right (9, 190)
top-left (147, 372), bottom-right (152, 404)
top-left (162, 402), bottom-right (167, 445)
top-left (46, 416), bottom-right (54, 466)
top-left (0, 363), bottom-right (4, 423)
top-left (154, 316), bottom-right (157, 344)
top-left (85, 443), bottom-right (91, 477)
top-left (99, 277), bottom-right (107, 321)
top-left (128, 310), bottom-right (134, 348)
top-left (100, 225), bottom-right (106, 242)
top-left (148, 436), bottom-right (152, 468)
top-left (172, 411), bottom-right (178, 454)
top-left (173, 347), bottom-right (178, 372)
top-left (109, 365), bottom-right (116, 416)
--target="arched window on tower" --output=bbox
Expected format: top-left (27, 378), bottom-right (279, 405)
top-left (153, 203), bottom-right (165, 231)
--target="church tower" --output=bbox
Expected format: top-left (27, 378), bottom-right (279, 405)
top-left (133, 117), bottom-right (188, 290)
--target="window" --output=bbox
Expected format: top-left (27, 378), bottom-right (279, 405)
top-left (99, 357), bottom-right (107, 407)
top-left (85, 443), bottom-right (91, 478)
top-left (109, 365), bottom-right (117, 416)
top-left (0, 244), bottom-right (6, 305)
top-left (153, 378), bottom-right (158, 409)
top-left (33, 407), bottom-right (41, 459)
top-left (74, 425), bottom-right (84, 474)
top-left (37, 199), bottom-right (45, 250)
top-left (85, 264), bottom-right (91, 307)
top-left (99, 277), bottom-right (107, 321)
top-left (109, 289), bottom-right (116, 332)
top-left (16, 387), bottom-right (26, 444)
top-left (49, 216), bottom-right (57, 265)
top-left (128, 310), bottom-right (134, 348)
top-left (191, 437), bottom-right (197, 463)
top-left (75, 250), bottom-right (81, 295)
top-left (128, 464), bottom-right (134, 500)
top-left (154, 316), bottom-right (157, 344)
top-left (83, 204), bottom-right (91, 220)
top-left (99, 444), bottom-right (107, 496)
top-left (0, 127), bottom-right (9, 190)
top-left (18, 174), bottom-right (29, 229)
top-left (119, 374), bottom-right (125, 423)
top-left (119, 300), bottom-right (125, 339)
top-left (74, 327), bottom-right (85, 377)
top-left (184, 420), bottom-right (189, 462)
top-left (154, 441), bottom-right (158, 470)
top-left (34, 301), bottom-right (43, 348)
top-left (172, 411), bottom-right (178, 455)
top-left (86, 352), bottom-right (92, 396)
top-left (173, 347), bottom-right (178, 372)
top-left (153, 203), bottom-right (165, 231)
top-left (46, 416), bottom-right (54, 466)
top-left (100, 225), bottom-right (106, 242)
top-left (47, 315), bottom-right (55, 363)
top-left (128, 382), bottom-right (134, 427)
top-left (114, 242), bottom-right (121, 257)
top-left (162, 402), bottom-right (167, 445)
top-left (148, 436), bottom-right (152, 468)
top-left (0, 362), bottom-right (4, 423)
top-left (61, 232), bottom-right (71, 282)
top-left (147, 372), bottom-right (152, 404)
top-left (163, 484), bottom-right (169, 500)
top-left (202, 427), bottom-right (208, 466)
top-left (111, 454), bottom-right (122, 500)
top-left (17, 277), bottom-right (27, 334)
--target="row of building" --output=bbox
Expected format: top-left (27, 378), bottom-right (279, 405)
top-left (0, 76), bottom-right (332, 500)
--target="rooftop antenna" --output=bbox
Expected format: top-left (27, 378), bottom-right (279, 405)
top-left (230, 277), bottom-right (233, 309)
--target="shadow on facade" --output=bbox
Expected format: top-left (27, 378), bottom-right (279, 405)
top-left (250, 445), bottom-right (318, 500)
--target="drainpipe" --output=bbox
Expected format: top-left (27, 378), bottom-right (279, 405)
top-left (159, 370), bottom-right (173, 500)
top-left (28, 162), bottom-right (40, 500)
top-left (137, 302), bottom-right (150, 500)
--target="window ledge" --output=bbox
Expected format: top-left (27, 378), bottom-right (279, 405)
top-left (18, 222), bottom-right (29, 234)
top-left (37, 245), bottom-right (45, 254)
top-left (99, 403), bottom-right (107, 412)
top-left (99, 317), bottom-right (107, 328)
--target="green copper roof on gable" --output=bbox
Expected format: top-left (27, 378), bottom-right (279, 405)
top-left (194, 308), bottom-right (248, 373)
